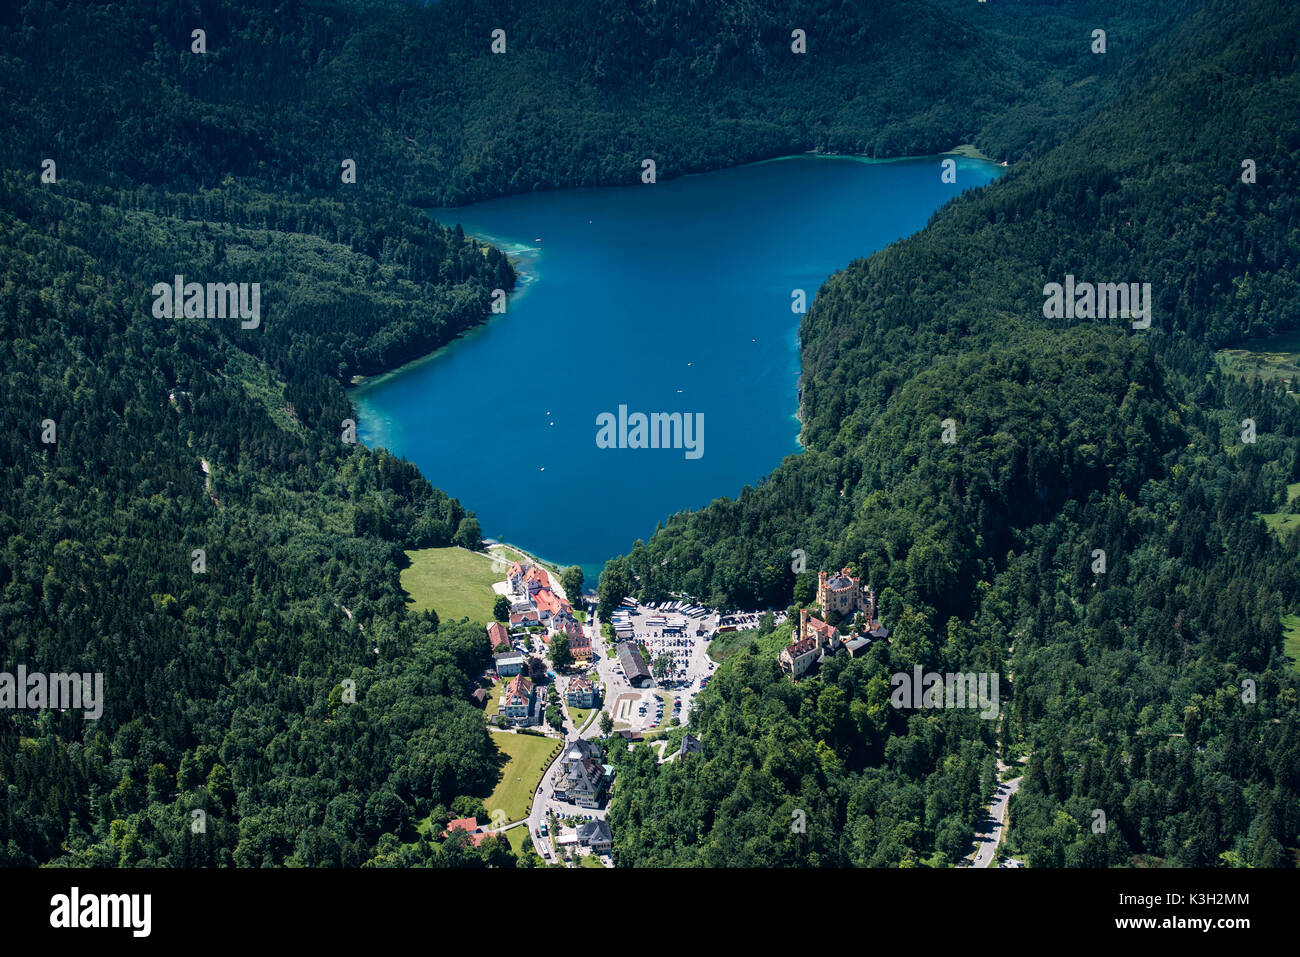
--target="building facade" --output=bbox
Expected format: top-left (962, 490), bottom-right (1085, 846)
top-left (817, 567), bottom-right (876, 621)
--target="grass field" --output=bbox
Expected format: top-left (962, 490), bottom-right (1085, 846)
top-left (707, 622), bottom-right (793, 663)
top-left (570, 706), bottom-right (594, 729)
top-left (483, 676), bottom-right (507, 719)
top-left (484, 731), bottom-right (560, 824)
top-left (1282, 614), bottom-right (1300, 674)
top-left (400, 546), bottom-right (501, 624)
top-left (506, 825), bottom-right (529, 857)
top-left (1257, 482), bottom-right (1300, 537)
top-left (1216, 330), bottom-right (1300, 390)
top-left (579, 852), bottom-right (604, 868)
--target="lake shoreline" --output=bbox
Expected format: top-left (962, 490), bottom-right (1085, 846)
top-left (350, 146), bottom-right (1002, 392)
top-left (351, 151), bottom-right (1004, 572)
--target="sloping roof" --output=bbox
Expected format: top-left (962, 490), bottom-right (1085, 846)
top-left (535, 589), bottom-right (564, 616)
top-left (577, 820), bottom-right (612, 844)
top-left (444, 817), bottom-right (488, 847)
top-left (487, 621), bottom-right (511, 649)
top-left (617, 644), bottom-right (651, 681)
top-left (806, 616), bottom-right (837, 641)
top-left (563, 738), bottom-right (603, 763)
top-left (566, 757), bottom-right (603, 792)
top-left (783, 637), bottom-right (818, 658)
top-left (505, 674), bottom-right (534, 705)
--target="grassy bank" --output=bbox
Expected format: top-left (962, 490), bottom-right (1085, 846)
top-left (401, 546), bottom-right (501, 624)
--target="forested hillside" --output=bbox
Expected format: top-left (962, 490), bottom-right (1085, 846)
top-left (604, 0), bottom-right (1300, 867)
top-left (2, 0), bottom-right (1294, 870)
top-left (0, 0), bottom-right (1187, 205)
top-left (0, 167), bottom-right (524, 865)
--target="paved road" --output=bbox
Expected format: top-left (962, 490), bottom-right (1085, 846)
top-left (971, 769), bottom-right (1022, 868)
top-left (524, 616), bottom-right (604, 864)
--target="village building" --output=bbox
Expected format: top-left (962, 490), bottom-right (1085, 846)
top-left (493, 652), bottom-right (525, 676)
top-left (443, 817), bottom-right (488, 848)
top-left (577, 820), bottom-right (612, 851)
top-left (534, 588), bottom-right (569, 621)
top-left (566, 675), bottom-right (597, 709)
top-left (555, 739), bottom-right (611, 808)
top-left (567, 632), bottom-right (593, 660)
top-left (502, 674), bottom-right (538, 725)
top-left (524, 565), bottom-right (551, 591)
top-left (487, 621), bottom-right (511, 654)
top-left (665, 733), bottom-right (702, 762)
top-left (553, 614), bottom-right (584, 640)
top-left (617, 644), bottom-right (652, 687)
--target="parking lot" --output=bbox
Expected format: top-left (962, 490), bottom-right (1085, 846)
top-left (608, 599), bottom-right (720, 724)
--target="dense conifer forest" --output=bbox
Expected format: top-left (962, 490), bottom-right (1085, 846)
top-left (1, 0), bottom-right (1296, 868)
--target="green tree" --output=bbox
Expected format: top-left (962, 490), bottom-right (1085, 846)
top-left (550, 634), bottom-right (573, 671)
top-left (652, 653), bottom-right (673, 680)
top-left (493, 595), bottom-right (511, 622)
top-left (527, 657), bottom-right (547, 684)
top-left (454, 516), bottom-right (482, 551)
top-left (599, 712), bottom-right (614, 735)
top-left (560, 565), bottom-right (584, 603)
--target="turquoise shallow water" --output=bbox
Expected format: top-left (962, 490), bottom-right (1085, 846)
top-left (353, 154), bottom-right (1002, 580)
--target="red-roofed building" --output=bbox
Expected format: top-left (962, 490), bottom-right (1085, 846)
top-left (487, 621), bottom-right (511, 653)
top-left (503, 674), bottom-right (537, 725)
top-left (444, 817), bottom-right (489, 847)
top-left (779, 637), bottom-right (820, 680)
top-left (804, 614), bottom-right (840, 651)
top-left (525, 566), bottom-right (551, 590)
top-left (534, 588), bottom-right (565, 620)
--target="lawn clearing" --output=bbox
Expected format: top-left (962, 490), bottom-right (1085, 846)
top-left (1256, 483), bottom-right (1300, 537)
top-left (484, 731), bottom-right (560, 824)
top-left (1283, 614), bottom-right (1300, 675)
top-left (1216, 329), bottom-right (1300, 391)
top-left (708, 621), bottom-right (793, 663)
top-left (506, 825), bottom-right (530, 857)
top-left (401, 546), bottom-right (501, 624)
top-left (483, 676), bottom-right (508, 719)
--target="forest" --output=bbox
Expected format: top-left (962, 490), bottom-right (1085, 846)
top-left (1, 0), bottom-right (1296, 868)
top-left (602, 0), bottom-right (1300, 867)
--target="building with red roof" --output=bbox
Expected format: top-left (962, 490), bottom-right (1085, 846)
top-left (444, 817), bottom-right (489, 847)
top-left (487, 621), bottom-right (511, 653)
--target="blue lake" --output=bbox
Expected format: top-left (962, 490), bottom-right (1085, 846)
top-left (353, 154), bottom-right (1002, 580)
